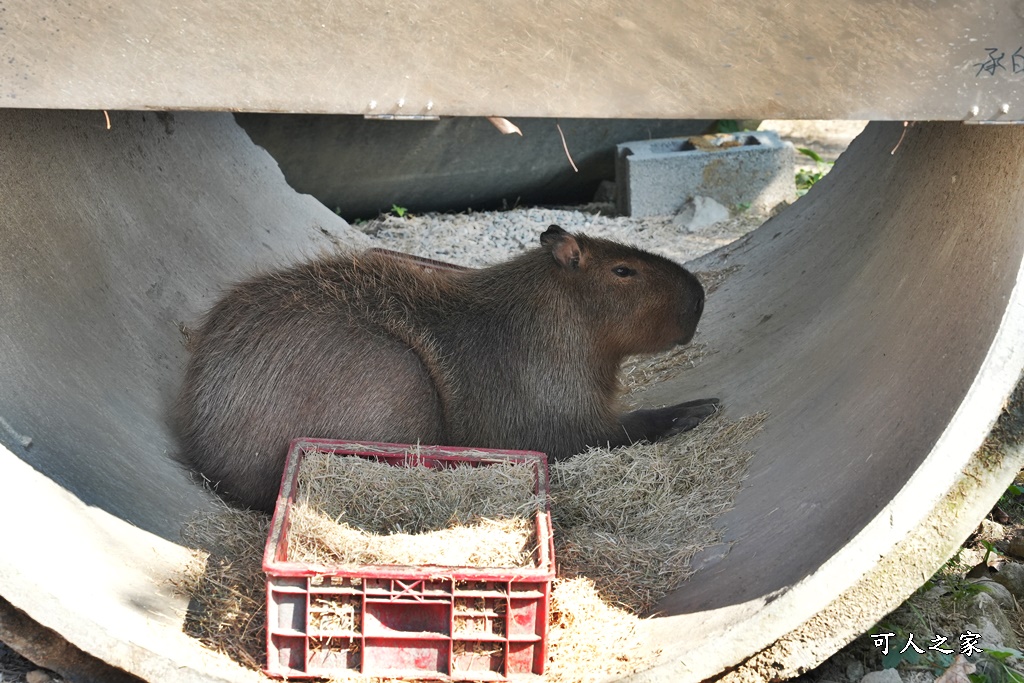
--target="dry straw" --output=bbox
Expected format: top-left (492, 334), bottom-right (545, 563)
top-left (621, 343), bottom-right (709, 398)
top-left (551, 412), bottom-right (767, 615)
top-left (286, 453), bottom-right (541, 568)
top-left (174, 501), bottom-right (270, 671)
top-left (174, 414), bottom-right (766, 681)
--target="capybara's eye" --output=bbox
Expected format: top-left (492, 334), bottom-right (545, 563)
top-left (612, 266), bottom-right (635, 278)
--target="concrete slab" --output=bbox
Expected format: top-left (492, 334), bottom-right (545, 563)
top-left (1, 3), bottom-right (1023, 120)
top-left (615, 131), bottom-right (795, 216)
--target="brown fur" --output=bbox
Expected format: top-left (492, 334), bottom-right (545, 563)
top-left (173, 226), bottom-right (716, 511)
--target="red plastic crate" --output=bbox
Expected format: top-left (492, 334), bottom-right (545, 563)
top-left (263, 439), bottom-right (556, 681)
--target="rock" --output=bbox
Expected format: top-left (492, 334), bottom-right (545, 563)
top-left (992, 561), bottom-right (1024, 600)
top-left (861, 669), bottom-right (903, 683)
top-left (963, 602), bottom-right (1016, 651)
top-left (904, 672), bottom-right (936, 683)
top-left (846, 660), bottom-right (867, 683)
top-left (976, 518), bottom-right (1006, 542)
top-left (26, 670), bottom-right (54, 683)
top-left (966, 591), bottom-right (1016, 647)
top-left (972, 579), bottom-right (1015, 609)
top-left (962, 618), bottom-right (1002, 651)
top-left (921, 584), bottom-right (949, 602)
top-left (990, 504), bottom-right (1011, 524)
top-left (1007, 534), bottom-right (1024, 559)
top-left (672, 196), bottom-right (730, 233)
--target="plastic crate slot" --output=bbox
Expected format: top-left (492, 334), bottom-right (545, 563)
top-left (311, 574), bottom-right (362, 589)
top-left (269, 591), bottom-right (307, 632)
top-left (453, 615), bottom-right (507, 638)
top-left (453, 596), bottom-right (507, 637)
top-left (272, 576), bottom-right (308, 590)
top-left (309, 595), bottom-right (362, 634)
top-left (507, 599), bottom-right (542, 637)
top-left (365, 577), bottom-right (452, 599)
top-left (454, 580), bottom-right (506, 594)
top-left (506, 641), bottom-right (541, 675)
top-left (364, 602), bottom-right (450, 637)
top-left (307, 636), bottom-right (360, 673)
top-left (452, 640), bottom-right (506, 675)
top-left (268, 634), bottom-right (306, 673)
top-left (362, 637), bottom-right (448, 675)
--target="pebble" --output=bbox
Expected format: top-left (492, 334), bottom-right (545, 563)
top-left (966, 591), bottom-right (1018, 648)
top-left (971, 578), bottom-right (1015, 609)
top-left (25, 671), bottom-right (54, 683)
top-left (992, 561), bottom-right (1024, 600)
top-left (861, 669), bottom-right (902, 683)
top-left (1007, 534), bottom-right (1024, 558)
top-left (672, 196), bottom-right (731, 234)
top-left (965, 617), bottom-right (1007, 650)
top-left (904, 671), bottom-right (936, 683)
top-left (361, 204), bottom-right (765, 268)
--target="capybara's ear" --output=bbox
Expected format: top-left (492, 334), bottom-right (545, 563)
top-left (541, 225), bottom-right (585, 270)
top-left (540, 225), bottom-right (568, 245)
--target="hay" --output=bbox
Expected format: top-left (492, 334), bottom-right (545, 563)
top-left (454, 595), bottom-right (506, 636)
top-left (292, 450), bottom-right (542, 532)
top-left (289, 510), bottom-right (537, 568)
top-left (550, 412), bottom-right (767, 615)
top-left (310, 594), bottom-right (361, 633)
top-left (621, 343), bottom-right (709, 398)
top-left (174, 416), bottom-right (766, 681)
top-left (172, 501), bottom-right (270, 671)
top-left (286, 452), bottom-right (542, 568)
top-left (546, 577), bottom-right (658, 683)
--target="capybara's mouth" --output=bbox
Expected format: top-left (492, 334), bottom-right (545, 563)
top-left (676, 330), bottom-right (696, 346)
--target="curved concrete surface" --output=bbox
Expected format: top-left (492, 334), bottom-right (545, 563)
top-left (0, 111), bottom-right (1023, 682)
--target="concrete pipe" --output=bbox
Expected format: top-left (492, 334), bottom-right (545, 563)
top-left (1, 109), bottom-right (1023, 683)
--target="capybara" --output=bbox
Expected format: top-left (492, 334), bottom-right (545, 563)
top-left (174, 225), bottom-right (719, 511)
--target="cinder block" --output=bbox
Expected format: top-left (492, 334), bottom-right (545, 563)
top-left (615, 131), bottom-right (796, 217)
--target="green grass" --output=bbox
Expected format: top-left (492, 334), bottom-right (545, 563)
top-left (795, 147), bottom-right (834, 196)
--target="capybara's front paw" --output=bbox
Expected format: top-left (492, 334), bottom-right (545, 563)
top-left (664, 398), bottom-right (721, 436)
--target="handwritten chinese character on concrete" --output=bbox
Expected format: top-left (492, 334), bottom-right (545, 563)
top-left (976, 48), bottom-right (1007, 77)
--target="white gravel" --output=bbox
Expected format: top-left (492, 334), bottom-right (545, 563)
top-left (355, 120), bottom-right (868, 268)
top-left (358, 202), bottom-right (768, 268)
